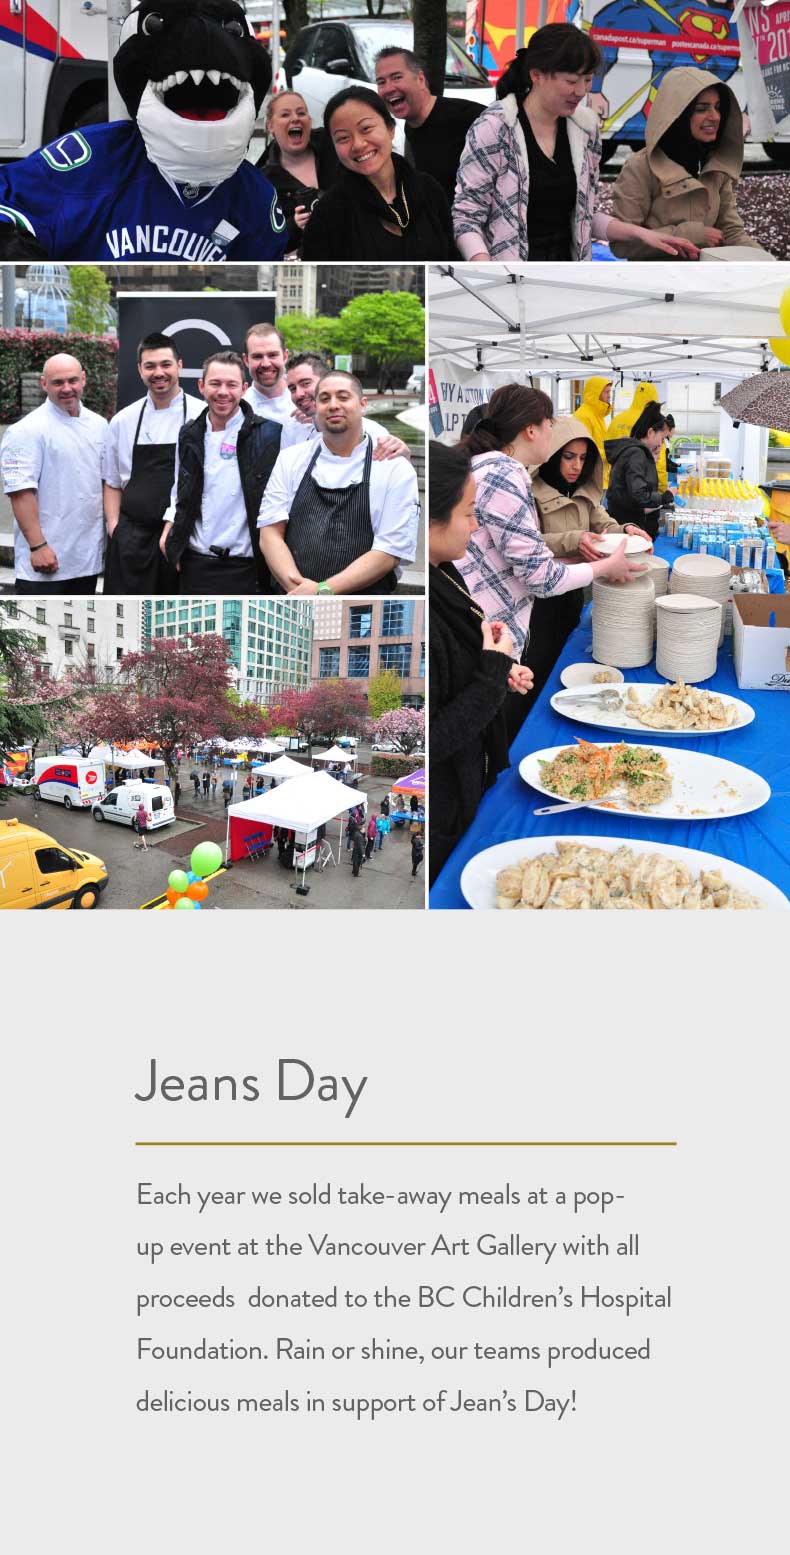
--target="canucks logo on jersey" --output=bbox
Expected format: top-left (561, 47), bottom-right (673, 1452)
top-left (0, 121), bottom-right (288, 261)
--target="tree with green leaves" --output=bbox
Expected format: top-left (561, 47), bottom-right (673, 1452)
top-left (368, 668), bottom-right (403, 720)
top-left (68, 266), bottom-right (113, 336)
top-left (277, 312), bottom-right (339, 360)
top-left (335, 293), bottom-right (425, 388)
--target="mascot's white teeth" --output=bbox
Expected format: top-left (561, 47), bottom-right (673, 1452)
top-left (149, 71), bottom-right (244, 98)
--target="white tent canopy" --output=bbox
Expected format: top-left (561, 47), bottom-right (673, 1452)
top-left (120, 749), bottom-right (163, 771)
top-left (226, 771), bottom-right (367, 886)
top-left (254, 753), bottom-right (310, 781)
top-left (228, 771), bottom-right (365, 835)
top-left (313, 744), bottom-right (356, 766)
top-left (429, 265), bottom-right (790, 373)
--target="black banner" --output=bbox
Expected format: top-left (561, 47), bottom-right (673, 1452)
top-left (116, 292), bottom-right (276, 409)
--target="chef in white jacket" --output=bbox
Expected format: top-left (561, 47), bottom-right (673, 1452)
top-left (1, 354), bottom-right (107, 594)
top-left (242, 323), bottom-right (293, 425)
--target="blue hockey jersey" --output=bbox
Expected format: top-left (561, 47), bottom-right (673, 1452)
top-left (0, 121), bottom-right (288, 261)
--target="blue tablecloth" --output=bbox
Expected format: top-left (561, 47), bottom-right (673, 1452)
top-left (654, 533), bottom-right (785, 594)
top-left (430, 602), bottom-right (790, 907)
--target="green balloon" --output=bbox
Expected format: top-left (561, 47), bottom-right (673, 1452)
top-left (168, 869), bottom-right (189, 894)
top-left (174, 897), bottom-right (196, 910)
top-left (191, 841), bottom-right (223, 878)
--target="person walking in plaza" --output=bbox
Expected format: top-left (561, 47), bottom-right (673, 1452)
top-left (211, 774), bottom-right (218, 801)
top-left (411, 831), bottom-right (424, 879)
top-left (351, 825), bottom-right (366, 878)
top-left (258, 369), bottom-right (419, 596)
top-left (365, 813), bottom-right (377, 862)
top-left (192, 772), bottom-right (201, 799)
top-left (376, 811), bottom-right (390, 851)
top-left (202, 771), bottom-right (210, 798)
top-left (133, 801), bottom-right (148, 851)
top-left (1, 353), bottom-right (106, 594)
top-left (223, 777), bottom-right (233, 808)
top-left (103, 332), bottom-right (202, 595)
top-left (174, 778), bottom-right (182, 809)
top-left (380, 793), bottom-right (390, 819)
top-left (163, 350), bottom-right (281, 594)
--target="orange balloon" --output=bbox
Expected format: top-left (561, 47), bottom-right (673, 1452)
top-left (166, 887), bottom-right (179, 905)
top-left (187, 880), bottom-right (209, 901)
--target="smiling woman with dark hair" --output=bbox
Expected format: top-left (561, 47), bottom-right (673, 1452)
top-left (610, 67), bottom-right (770, 259)
top-left (300, 87), bottom-right (454, 260)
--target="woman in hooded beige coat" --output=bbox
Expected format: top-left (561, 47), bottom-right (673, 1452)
top-left (609, 67), bottom-right (768, 261)
top-left (515, 416), bottom-right (650, 724)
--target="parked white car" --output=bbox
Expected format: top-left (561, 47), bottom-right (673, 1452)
top-left (280, 19), bottom-right (492, 150)
top-left (91, 782), bottom-right (174, 831)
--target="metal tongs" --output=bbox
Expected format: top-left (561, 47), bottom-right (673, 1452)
top-left (557, 688), bottom-right (625, 712)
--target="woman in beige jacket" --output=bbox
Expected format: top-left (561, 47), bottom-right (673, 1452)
top-left (609, 67), bottom-right (767, 261)
top-left (520, 415), bottom-right (650, 715)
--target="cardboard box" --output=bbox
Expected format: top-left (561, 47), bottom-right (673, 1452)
top-left (731, 594), bottom-right (790, 690)
top-left (723, 568), bottom-right (768, 636)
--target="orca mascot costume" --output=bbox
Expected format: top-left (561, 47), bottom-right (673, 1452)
top-left (0, 0), bottom-right (287, 260)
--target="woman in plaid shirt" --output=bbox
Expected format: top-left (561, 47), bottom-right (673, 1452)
top-left (457, 385), bottom-right (645, 735)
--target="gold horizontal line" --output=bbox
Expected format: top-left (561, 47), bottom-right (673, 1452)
top-left (135, 1140), bottom-right (677, 1148)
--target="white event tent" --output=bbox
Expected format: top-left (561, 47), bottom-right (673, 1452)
top-left (428, 265), bottom-right (786, 482)
top-left (313, 744), bottom-right (357, 770)
top-left (225, 771), bottom-right (367, 889)
top-left (251, 753), bottom-right (310, 783)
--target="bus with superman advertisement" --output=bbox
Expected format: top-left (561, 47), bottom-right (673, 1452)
top-left (464, 0), bottom-right (790, 163)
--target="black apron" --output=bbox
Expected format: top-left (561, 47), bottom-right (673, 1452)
top-left (277, 435), bottom-right (397, 594)
top-left (104, 396), bottom-right (184, 595)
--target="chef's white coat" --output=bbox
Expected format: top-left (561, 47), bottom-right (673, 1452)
top-left (243, 382), bottom-right (293, 425)
top-left (257, 434), bottom-right (419, 567)
top-left (1, 398), bottom-right (107, 583)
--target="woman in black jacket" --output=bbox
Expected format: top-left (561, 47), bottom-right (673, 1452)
top-left (604, 406), bottom-right (674, 540)
top-left (257, 91), bottom-right (340, 253)
top-left (429, 441), bottom-right (532, 887)
top-left (301, 88), bottom-right (454, 261)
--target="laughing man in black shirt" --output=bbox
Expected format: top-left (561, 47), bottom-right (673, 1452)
top-left (374, 47), bottom-right (483, 205)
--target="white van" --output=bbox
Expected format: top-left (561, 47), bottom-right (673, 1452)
top-left (34, 757), bottom-right (108, 809)
top-left (91, 782), bottom-right (174, 832)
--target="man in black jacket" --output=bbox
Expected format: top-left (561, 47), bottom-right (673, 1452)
top-left (162, 350), bottom-right (281, 593)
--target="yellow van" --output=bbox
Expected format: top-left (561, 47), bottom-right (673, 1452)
top-left (0, 818), bottom-right (108, 909)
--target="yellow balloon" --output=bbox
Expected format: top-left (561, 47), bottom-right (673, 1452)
top-left (779, 288), bottom-right (790, 337)
top-left (769, 337), bottom-right (790, 365)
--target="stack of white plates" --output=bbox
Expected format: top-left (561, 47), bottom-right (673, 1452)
top-left (655, 594), bottom-right (721, 682)
top-left (670, 553), bottom-right (730, 645)
top-left (591, 533), bottom-right (652, 557)
top-left (592, 574), bottom-right (655, 668)
top-left (641, 554), bottom-right (670, 596)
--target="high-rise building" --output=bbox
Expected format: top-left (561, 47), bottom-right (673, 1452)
top-left (273, 264), bottom-right (318, 316)
top-left (143, 597), bottom-right (314, 704)
top-left (318, 266), bottom-right (425, 315)
top-left (312, 599), bottom-right (425, 706)
top-left (2, 596), bottom-right (141, 678)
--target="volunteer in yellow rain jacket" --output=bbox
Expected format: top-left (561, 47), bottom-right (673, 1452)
top-left (607, 381), bottom-right (670, 492)
top-left (574, 376), bottom-right (613, 484)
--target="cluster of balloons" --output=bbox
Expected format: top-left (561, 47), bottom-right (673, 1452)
top-left (164, 841), bottom-right (223, 911)
top-left (770, 288), bottom-right (790, 366)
